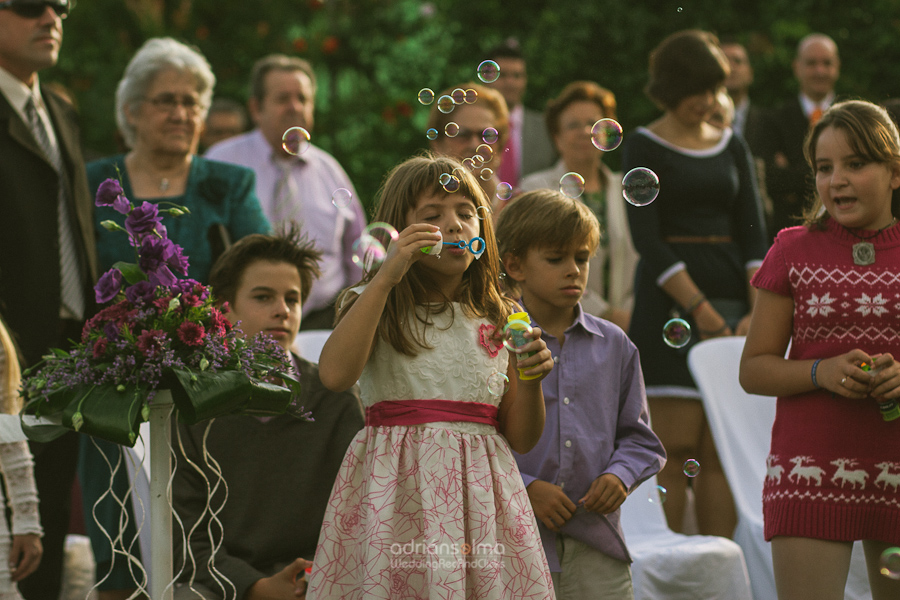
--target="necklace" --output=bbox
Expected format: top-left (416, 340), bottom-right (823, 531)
top-left (844, 218), bottom-right (897, 265)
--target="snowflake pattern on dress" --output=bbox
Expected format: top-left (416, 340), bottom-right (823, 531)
top-left (854, 292), bottom-right (889, 317)
top-left (805, 292), bottom-right (836, 317)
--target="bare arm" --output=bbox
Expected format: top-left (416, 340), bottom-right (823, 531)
top-left (497, 328), bottom-right (554, 454)
top-left (318, 224), bottom-right (441, 391)
top-left (735, 266), bottom-right (759, 336)
top-left (739, 288), bottom-right (871, 399)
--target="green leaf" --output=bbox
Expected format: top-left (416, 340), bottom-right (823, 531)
top-left (112, 261), bottom-right (148, 285)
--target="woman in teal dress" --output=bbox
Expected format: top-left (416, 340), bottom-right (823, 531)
top-left (80, 37), bottom-right (270, 600)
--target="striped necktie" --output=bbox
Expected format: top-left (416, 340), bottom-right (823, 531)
top-left (25, 95), bottom-right (85, 320)
top-left (271, 156), bottom-right (300, 226)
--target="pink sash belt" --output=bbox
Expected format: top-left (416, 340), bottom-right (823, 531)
top-left (365, 399), bottom-right (500, 429)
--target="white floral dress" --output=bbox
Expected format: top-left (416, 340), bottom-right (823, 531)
top-left (307, 306), bottom-right (554, 600)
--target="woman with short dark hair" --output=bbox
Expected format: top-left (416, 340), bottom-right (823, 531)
top-left (622, 29), bottom-right (768, 538)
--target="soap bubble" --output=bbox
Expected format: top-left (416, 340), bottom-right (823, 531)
top-left (662, 318), bottom-right (691, 348)
top-left (480, 168), bottom-right (494, 181)
top-left (487, 371), bottom-right (510, 396)
top-left (476, 206), bottom-right (492, 220)
top-left (437, 95), bottom-right (455, 114)
top-left (363, 222), bottom-right (399, 246)
top-left (444, 122), bottom-right (460, 138)
top-left (477, 60), bottom-right (500, 83)
top-left (418, 88), bottom-right (435, 105)
top-left (426, 128), bottom-right (439, 141)
top-left (482, 127), bottom-right (499, 144)
top-left (331, 188), bottom-right (353, 209)
top-left (880, 547), bottom-right (900, 579)
top-left (502, 319), bottom-right (533, 354)
top-left (475, 144), bottom-right (493, 161)
top-left (282, 127), bottom-right (310, 155)
top-left (683, 459), bottom-right (701, 478)
top-left (351, 236), bottom-right (385, 272)
top-left (442, 174), bottom-right (461, 193)
top-left (472, 155), bottom-right (486, 167)
top-left (649, 485), bottom-right (667, 504)
top-left (623, 167), bottom-right (660, 206)
top-left (559, 172), bottom-right (585, 199)
top-left (496, 182), bottom-right (513, 201)
top-left (591, 118), bottom-right (624, 151)
top-left (464, 88), bottom-right (478, 104)
top-left (439, 173), bottom-right (452, 186)
top-left (451, 88), bottom-right (466, 105)
top-left (462, 157), bottom-right (477, 171)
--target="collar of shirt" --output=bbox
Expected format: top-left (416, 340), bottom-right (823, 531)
top-left (799, 92), bottom-right (834, 119)
top-left (0, 65), bottom-right (41, 125)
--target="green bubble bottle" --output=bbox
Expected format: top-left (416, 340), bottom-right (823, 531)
top-left (505, 311), bottom-right (540, 381)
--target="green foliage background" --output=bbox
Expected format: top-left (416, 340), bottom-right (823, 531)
top-left (52, 0), bottom-right (900, 214)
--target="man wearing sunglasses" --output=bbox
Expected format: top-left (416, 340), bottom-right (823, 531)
top-left (0, 1), bottom-right (98, 598)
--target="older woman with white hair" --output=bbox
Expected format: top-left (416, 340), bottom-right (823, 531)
top-left (82, 38), bottom-right (269, 600)
top-left (90, 37), bottom-right (270, 282)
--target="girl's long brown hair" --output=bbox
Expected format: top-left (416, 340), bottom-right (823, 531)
top-left (337, 152), bottom-right (514, 355)
top-left (0, 316), bottom-right (23, 415)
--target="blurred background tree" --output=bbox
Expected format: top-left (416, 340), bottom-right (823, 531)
top-left (53, 0), bottom-right (900, 214)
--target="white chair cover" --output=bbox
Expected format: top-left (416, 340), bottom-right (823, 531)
top-left (621, 474), bottom-right (753, 599)
top-left (688, 337), bottom-right (870, 600)
top-left (293, 329), bottom-right (332, 362)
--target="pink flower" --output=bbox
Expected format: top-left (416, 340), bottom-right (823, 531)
top-left (181, 293), bottom-right (203, 308)
top-left (136, 329), bottom-right (167, 357)
top-left (478, 324), bottom-right (502, 358)
top-left (210, 308), bottom-right (231, 336)
top-left (92, 338), bottom-right (108, 358)
top-left (178, 322), bottom-right (206, 346)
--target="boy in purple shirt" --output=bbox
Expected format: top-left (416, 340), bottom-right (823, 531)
top-left (496, 190), bottom-right (666, 600)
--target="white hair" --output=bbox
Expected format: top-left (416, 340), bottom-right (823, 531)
top-left (115, 37), bottom-right (216, 148)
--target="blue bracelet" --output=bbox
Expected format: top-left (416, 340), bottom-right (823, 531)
top-left (811, 358), bottom-right (823, 388)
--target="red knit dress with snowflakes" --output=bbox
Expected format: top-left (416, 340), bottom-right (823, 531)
top-left (751, 219), bottom-right (900, 543)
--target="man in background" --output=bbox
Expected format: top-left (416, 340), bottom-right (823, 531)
top-left (200, 96), bottom-right (247, 152)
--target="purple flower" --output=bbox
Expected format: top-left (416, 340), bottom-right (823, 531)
top-left (125, 201), bottom-right (163, 237)
top-left (113, 194), bottom-right (131, 215)
top-left (125, 280), bottom-right (156, 306)
top-left (136, 329), bottom-right (167, 357)
top-left (95, 269), bottom-right (124, 304)
top-left (95, 179), bottom-right (124, 207)
top-left (103, 321), bottom-right (120, 341)
top-left (139, 236), bottom-right (176, 273)
top-left (149, 266), bottom-right (177, 288)
top-left (166, 244), bottom-right (190, 276)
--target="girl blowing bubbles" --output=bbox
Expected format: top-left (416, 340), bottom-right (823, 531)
top-left (309, 154), bottom-right (556, 599)
top-left (740, 100), bottom-right (900, 600)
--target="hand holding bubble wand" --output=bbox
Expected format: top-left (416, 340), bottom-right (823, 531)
top-left (421, 230), bottom-right (486, 260)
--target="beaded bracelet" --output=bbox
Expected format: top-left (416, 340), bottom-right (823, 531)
top-left (811, 358), bottom-right (823, 388)
top-left (685, 292), bottom-right (708, 315)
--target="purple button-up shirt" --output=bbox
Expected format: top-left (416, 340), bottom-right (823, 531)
top-left (513, 304), bottom-right (666, 569)
top-left (206, 130), bottom-right (366, 314)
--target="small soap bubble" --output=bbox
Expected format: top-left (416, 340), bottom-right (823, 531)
top-left (426, 128), bottom-right (439, 141)
top-left (351, 235), bottom-right (386, 272)
top-left (437, 95), bottom-right (455, 114)
top-left (480, 168), bottom-right (494, 181)
top-left (591, 118), bottom-right (624, 151)
top-left (442, 175), bottom-right (461, 193)
top-left (464, 88), bottom-right (478, 104)
top-left (439, 173), bottom-right (452, 186)
top-left (559, 172), bottom-right (586, 199)
top-left (502, 319), bottom-right (533, 354)
top-left (451, 88), bottom-right (466, 104)
top-left (444, 122), bottom-right (460, 138)
top-left (649, 485), bottom-right (667, 504)
top-left (683, 459), bottom-right (701, 478)
top-left (331, 188), bottom-right (353, 210)
top-left (472, 155), bottom-right (486, 167)
top-left (496, 182), bottom-right (513, 201)
top-left (476, 205), bottom-right (492, 220)
top-left (880, 547), bottom-right (900, 579)
top-left (475, 143), bottom-right (493, 161)
top-left (622, 167), bottom-right (660, 206)
top-left (462, 157), bottom-right (477, 171)
top-left (281, 127), bottom-right (310, 156)
top-left (662, 318), bottom-right (691, 348)
top-left (418, 88), bottom-right (435, 105)
top-left (482, 127), bottom-right (499, 144)
top-left (477, 60), bottom-right (500, 83)
top-left (487, 371), bottom-right (510, 396)
top-left (677, 6), bottom-right (683, 12)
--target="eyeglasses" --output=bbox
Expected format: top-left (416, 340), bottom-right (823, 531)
top-left (0, 0), bottom-right (73, 19)
top-left (143, 93), bottom-right (204, 115)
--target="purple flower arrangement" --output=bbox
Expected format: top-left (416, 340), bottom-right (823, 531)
top-left (20, 179), bottom-right (307, 446)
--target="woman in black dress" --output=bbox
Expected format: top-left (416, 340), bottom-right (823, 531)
top-left (622, 30), bottom-right (768, 536)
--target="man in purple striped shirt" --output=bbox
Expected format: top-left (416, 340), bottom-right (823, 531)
top-left (497, 190), bottom-right (666, 600)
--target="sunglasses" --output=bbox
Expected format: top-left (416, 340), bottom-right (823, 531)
top-left (0, 0), bottom-right (73, 19)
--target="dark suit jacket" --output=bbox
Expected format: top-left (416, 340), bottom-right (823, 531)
top-left (741, 102), bottom-right (767, 159)
top-left (0, 86), bottom-right (98, 366)
top-left (520, 106), bottom-right (557, 178)
top-left (759, 97), bottom-right (815, 238)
